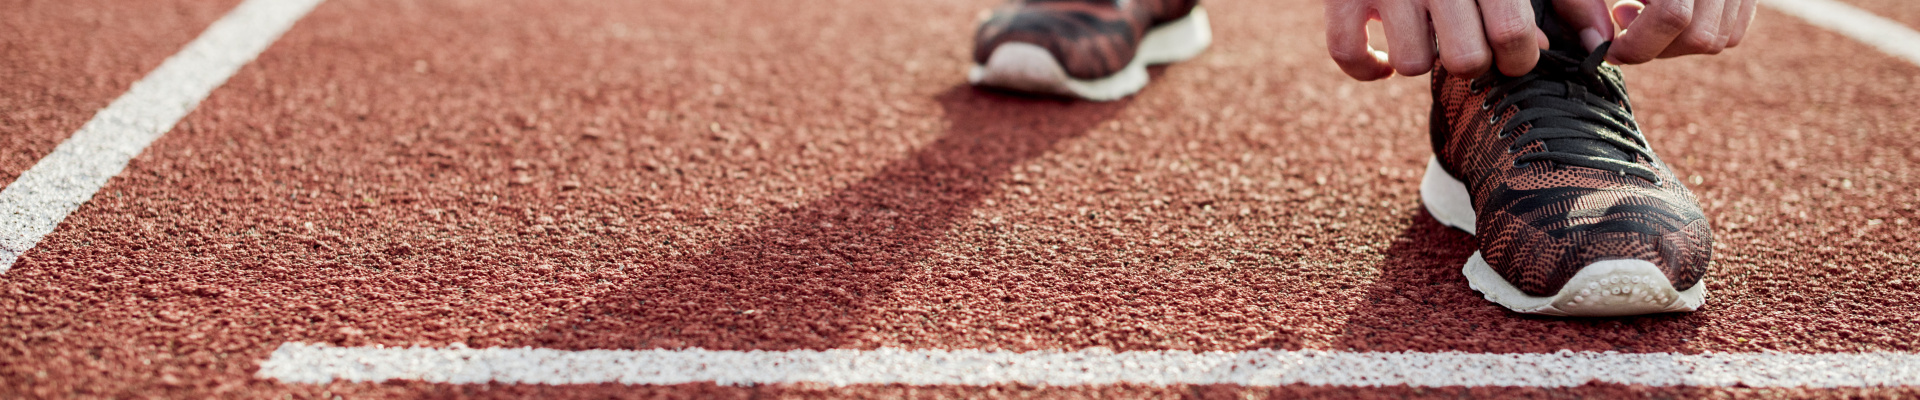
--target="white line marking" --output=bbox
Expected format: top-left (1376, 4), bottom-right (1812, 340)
top-left (0, 0), bottom-right (325, 273)
top-left (259, 343), bottom-right (1920, 388)
top-left (1765, 0), bottom-right (1920, 67)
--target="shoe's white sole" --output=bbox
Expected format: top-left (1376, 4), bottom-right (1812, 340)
top-left (1419, 157), bottom-right (1706, 317)
top-left (966, 7), bottom-right (1212, 101)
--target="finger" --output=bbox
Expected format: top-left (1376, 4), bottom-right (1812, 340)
top-left (1326, 0), bottom-right (1394, 80)
top-left (1609, 0), bottom-right (1694, 64)
top-left (1711, 0), bottom-right (1742, 49)
top-left (1554, 0), bottom-right (1615, 51)
top-left (1431, 0), bottom-right (1493, 78)
top-left (1379, 0), bottom-right (1436, 76)
top-left (1657, 0), bottom-right (1726, 58)
top-left (1480, 0), bottom-right (1541, 76)
top-left (1725, 0), bottom-right (1757, 48)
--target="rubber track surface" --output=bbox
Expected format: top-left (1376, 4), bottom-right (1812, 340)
top-left (0, 0), bottom-right (243, 189)
top-left (2, 0), bottom-right (1917, 397)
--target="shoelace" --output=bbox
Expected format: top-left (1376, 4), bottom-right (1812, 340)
top-left (1473, 42), bottom-right (1660, 183)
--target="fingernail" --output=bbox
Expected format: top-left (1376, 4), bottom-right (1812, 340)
top-left (1615, 7), bottom-right (1641, 27)
top-left (1580, 28), bottom-right (1604, 52)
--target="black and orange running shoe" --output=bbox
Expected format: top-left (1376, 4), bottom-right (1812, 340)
top-left (1420, 42), bottom-right (1713, 316)
top-left (968, 0), bottom-right (1210, 101)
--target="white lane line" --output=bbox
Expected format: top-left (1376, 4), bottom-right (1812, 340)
top-left (1766, 0), bottom-right (1920, 66)
top-left (259, 343), bottom-right (1920, 388)
top-left (0, 0), bottom-right (325, 273)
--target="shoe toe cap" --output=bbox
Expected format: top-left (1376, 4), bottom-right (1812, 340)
top-left (1480, 189), bottom-right (1712, 296)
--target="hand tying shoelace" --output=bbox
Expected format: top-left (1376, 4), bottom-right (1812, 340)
top-left (1473, 42), bottom-right (1661, 183)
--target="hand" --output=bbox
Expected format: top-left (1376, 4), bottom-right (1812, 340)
top-left (1603, 0), bottom-right (1760, 64)
top-left (1325, 0), bottom-right (1552, 81)
top-left (1323, 0), bottom-right (1758, 81)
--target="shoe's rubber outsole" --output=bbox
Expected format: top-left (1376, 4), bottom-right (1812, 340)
top-left (1419, 157), bottom-right (1706, 317)
top-left (966, 7), bottom-right (1212, 101)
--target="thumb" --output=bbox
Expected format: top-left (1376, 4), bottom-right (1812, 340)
top-left (1554, 0), bottom-right (1615, 51)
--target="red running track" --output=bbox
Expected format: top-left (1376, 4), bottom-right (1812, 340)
top-left (0, 0), bottom-right (242, 186)
top-left (2, 0), bottom-right (1918, 397)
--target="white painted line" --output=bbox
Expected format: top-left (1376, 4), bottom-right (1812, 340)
top-left (1766, 0), bottom-right (1920, 67)
top-left (258, 343), bottom-right (1920, 388)
top-left (0, 0), bottom-right (325, 273)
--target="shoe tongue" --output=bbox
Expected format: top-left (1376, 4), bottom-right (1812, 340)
top-left (1534, 0), bottom-right (1589, 54)
top-left (1520, 3), bottom-right (1645, 170)
top-left (1520, 47), bottom-right (1638, 166)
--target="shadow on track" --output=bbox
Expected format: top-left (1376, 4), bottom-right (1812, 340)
top-left (523, 86), bottom-right (1131, 350)
top-left (1333, 207), bottom-right (1705, 353)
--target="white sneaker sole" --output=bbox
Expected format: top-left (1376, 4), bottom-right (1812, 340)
top-left (1419, 156), bottom-right (1706, 317)
top-left (966, 7), bottom-right (1212, 101)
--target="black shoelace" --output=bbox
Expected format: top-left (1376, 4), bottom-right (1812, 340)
top-left (1472, 42), bottom-right (1660, 183)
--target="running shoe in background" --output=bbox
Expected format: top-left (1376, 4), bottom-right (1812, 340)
top-left (968, 0), bottom-right (1210, 101)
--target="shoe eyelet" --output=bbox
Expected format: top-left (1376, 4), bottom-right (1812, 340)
top-left (1513, 161), bottom-right (1529, 168)
top-left (1488, 114), bottom-right (1501, 125)
top-left (1504, 146), bottom-right (1515, 154)
top-left (1480, 100), bottom-right (1492, 110)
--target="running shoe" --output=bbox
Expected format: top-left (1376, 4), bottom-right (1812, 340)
top-left (968, 0), bottom-right (1211, 101)
top-left (1420, 42), bottom-right (1713, 317)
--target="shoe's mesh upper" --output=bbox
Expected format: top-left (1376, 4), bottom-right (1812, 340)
top-left (1430, 51), bottom-right (1712, 297)
top-left (972, 0), bottom-right (1198, 80)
